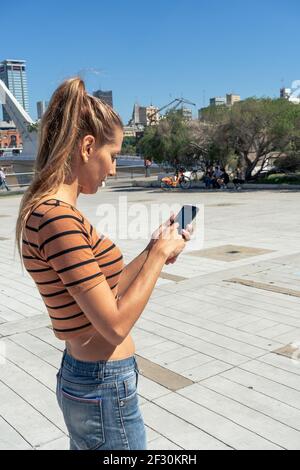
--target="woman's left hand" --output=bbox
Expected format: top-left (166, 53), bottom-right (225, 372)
top-left (165, 223), bottom-right (193, 264)
top-left (146, 211), bottom-right (175, 252)
top-left (146, 212), bottom-right (193, 264)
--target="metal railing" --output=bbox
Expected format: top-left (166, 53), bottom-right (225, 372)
top-left (0, 165), bottom-right (172, 190)
top-left (1, 171), bottom-right (34, 189)
top-left (112, 165), bottom-right (165, 179)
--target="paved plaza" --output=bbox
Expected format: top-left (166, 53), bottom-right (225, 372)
top-left (0, 183), bottom-right (300, 450)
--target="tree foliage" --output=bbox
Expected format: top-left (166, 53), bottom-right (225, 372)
top-left (199, 98), bottom-right (300, 179)
top-left (138, 110), bottom-right (192, 165)
top-left (121, 136), bottom-right (137, 155)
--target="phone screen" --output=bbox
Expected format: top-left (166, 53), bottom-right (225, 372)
top-left (173, 205), bottom-right (199, 233)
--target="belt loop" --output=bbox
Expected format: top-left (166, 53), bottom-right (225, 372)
top-left (134, 355), bottom-right (140, 374)
top-left (97, 362), bottom-right (104, 381)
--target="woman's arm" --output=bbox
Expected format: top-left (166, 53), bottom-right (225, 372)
top-left (117, 212), bottom-right (187, 297)
top-left (117, 243), bottom-right (151, 298)
top-left (73, 223), bottom-right (192, 346)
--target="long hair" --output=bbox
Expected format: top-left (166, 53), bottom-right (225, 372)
top-left (15, 77), bottom-right (123, 261)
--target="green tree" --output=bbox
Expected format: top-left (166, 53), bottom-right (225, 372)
top-left (121, 136), bottom-right (137, 155)
top-left (188, 120), bottom-right (233, 170)
top-left (138, 110), bottom-right (194, 166)
top-left (274, 153), bottom-right (300, 172)
top-left (200, 98), bottom-right (300, 180)
top-left (28, 122), bottom-right (40, 133)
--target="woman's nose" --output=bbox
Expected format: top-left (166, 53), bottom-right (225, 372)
top-left (109, 161), bottom-right (117, 176)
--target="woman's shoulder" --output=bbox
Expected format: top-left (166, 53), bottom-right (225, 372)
top-left (29, 198), bottom-right (119, 252)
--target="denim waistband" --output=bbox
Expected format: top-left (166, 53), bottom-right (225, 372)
top-left (60, 348), bottom-right (139, 377)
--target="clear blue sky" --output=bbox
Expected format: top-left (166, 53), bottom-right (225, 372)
top-left (2, 0), bottom-right (300, 123)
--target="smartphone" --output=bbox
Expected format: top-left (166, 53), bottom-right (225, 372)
top-left (172, 204), bottom-right (199, 235)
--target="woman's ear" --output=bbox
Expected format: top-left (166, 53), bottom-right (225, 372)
top-left (80, 135), bottom-right (95, 163)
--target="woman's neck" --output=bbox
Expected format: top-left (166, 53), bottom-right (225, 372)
top-left (49, 180), bottom-right (80, 207)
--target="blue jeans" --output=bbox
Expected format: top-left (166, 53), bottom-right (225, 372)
top-left (204, 176), bottom-right (212, 188)
top-left (0, 179), bottom-right (10, 191)
top-left (56, 349), bottom-right (147, 450)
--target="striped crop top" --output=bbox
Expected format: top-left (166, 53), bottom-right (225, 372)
top-left (22, 198), bottom-right (124, 340)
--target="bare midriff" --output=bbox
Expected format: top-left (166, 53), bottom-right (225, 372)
top-left (65, 327), bottom-right (136, 362)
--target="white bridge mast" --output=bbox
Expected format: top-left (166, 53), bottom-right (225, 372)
top-left (0, 79), bottom-right (37, 158)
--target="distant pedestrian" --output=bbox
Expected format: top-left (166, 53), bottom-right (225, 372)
top-left (204, 167), bottom-right (213, 188)
top-left (144, 158), bottom-right (152, 177)
top-left (211, 166), bottom-right (222, 189)
top-left (213, 166), bottom-right (223, 178)
top-left (0, 167), bottom-right (10, 191)
top-left (233, 169), bottom-right (245, 190)
top-left (219, 168), bottom-right (230, 189)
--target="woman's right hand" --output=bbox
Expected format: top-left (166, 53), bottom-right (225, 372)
top-left (153, 221), bottom-right (186, 260)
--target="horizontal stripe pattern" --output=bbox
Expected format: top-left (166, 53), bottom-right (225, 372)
top-left (22, 199), bottom-right (124, 340)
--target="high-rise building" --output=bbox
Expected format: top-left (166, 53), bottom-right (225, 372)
top-left (130, 104), bottom-right (147, 126)
top-left (0, 59), bottom-right (29, 121)
top-left (180, 107), bottom-right (193, 121)
top-left (226, 94), bottom-right (240, 106)
top-left (198, 108), bottom-right (205, 120)
top-left (209, 96), bottom-right (226, 106)
top-left (37, 100), bottom-right (49, 120)
top-left (123, 126), bottom-right (137, 137)
top-left (93, 89), bottom-right (113, 107)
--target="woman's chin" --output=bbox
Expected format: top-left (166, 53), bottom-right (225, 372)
top-left (79, 186), bottom-right (95, 195)
top-left (79, 181), bottom-right (103, 194)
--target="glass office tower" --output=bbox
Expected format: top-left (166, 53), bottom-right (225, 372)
top-left (0, 59), bottom-right (29, 121)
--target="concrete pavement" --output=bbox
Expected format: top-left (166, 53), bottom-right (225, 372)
top-left (0, 187), bottom-right (300, 449)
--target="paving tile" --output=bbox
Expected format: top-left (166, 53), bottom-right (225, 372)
top-left (1, 189), bottom-right (300, 450)
top-left (0, 381), bottom-right (63, 447)
top-left (0, 358), bottom-right (66, 432)
top-left (221, 367), bottom-right (300, 410)
top-left (179, 382), bottom-right (300, 449)
top-left (153, 391), bottom-right (280, 449)
top-left (142, 402), bottom-right (230, 450)
top-left (240, 360), bottom-right (300, 391)
top-left (36, 436), bottom-right (69, 450)
top-left (201, 375), bottom-right (300, 432)
top-left (0, 417), bottom-right (32, 450)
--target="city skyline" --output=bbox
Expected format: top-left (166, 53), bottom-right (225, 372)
top-left (1, 0), bottom-right (300, 124)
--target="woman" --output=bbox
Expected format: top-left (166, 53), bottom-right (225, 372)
top-left (15, 77), bottom-right (192, 450)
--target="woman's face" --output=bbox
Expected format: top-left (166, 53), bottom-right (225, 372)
top-left (77, 127), bottom-right (123, 194)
